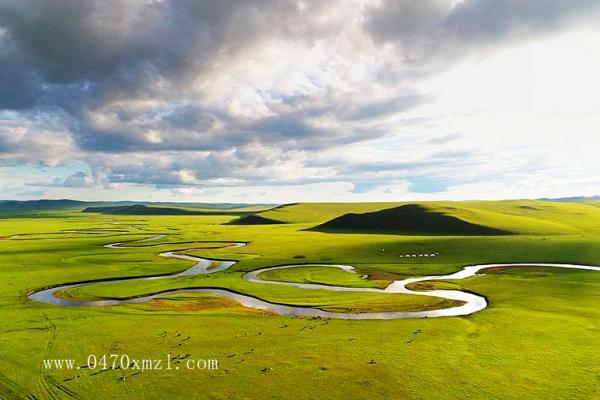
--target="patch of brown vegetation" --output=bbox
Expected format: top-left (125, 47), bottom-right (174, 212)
top-left (322, 298), bottom-right (465, 313)
top-left (53, 289), bottom-right (99, 302)
top-left (142, 294), bottom-right (274, 315)
top-left (482, 266), bottom-right (558, 274)
top-left (405, 281), bottom-right (460, 291)
top-left (483, 266), bottom-right (525, 273)
top-left (366, 272), bottom-right (407, 281)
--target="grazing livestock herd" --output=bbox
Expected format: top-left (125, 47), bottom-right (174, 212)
top-left (399, 253), bottom-right (438, 258)
top-left (378, 248), bottom-right (439, 258)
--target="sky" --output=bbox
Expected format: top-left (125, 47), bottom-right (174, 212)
top-left (0, 0), bottom-right (599, 203)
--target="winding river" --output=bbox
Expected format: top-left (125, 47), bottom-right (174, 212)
top-left (28, 233), bottom-right (600, 319)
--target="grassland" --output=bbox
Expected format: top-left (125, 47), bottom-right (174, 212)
top-left (0, 200), bottom-right (599, 399)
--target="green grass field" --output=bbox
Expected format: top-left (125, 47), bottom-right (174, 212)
top-left (0, 200), bottom-right (599, 399)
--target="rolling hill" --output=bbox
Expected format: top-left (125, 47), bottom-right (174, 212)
top-left (251, 200), bottom-right (600, 235)
top-left (227, 214), bottom-right (284, 225)
top-left (253, 202), bottom-right (407, 224)
top-left (310, 204), bottom-right (510, 235)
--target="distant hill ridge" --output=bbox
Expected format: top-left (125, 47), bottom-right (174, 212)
top-left (0, 199), bottom-right (275, 213)
top-left (0, 199), bottom-right (88, 211)
top-left (540, 196), bottom-right (600, 203)
top-left (311, 204), bottom-right (510, 235)
top-left (83, 204), bottom-right (250, 216)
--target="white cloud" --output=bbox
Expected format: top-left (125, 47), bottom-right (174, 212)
top-left (0, 1), bottom-right (599, 201)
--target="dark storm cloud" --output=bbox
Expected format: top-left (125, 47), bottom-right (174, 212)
top-left (0, 21), bottom-right (48, 110)
top-left (443, 0), bottom-right (600, 42)
top-left (365, 0), bottom-right (600, 62)
top-left (0, 0), bottom-right (355, 156)
top-left (0, 0), bottom-right (333, 99)
top-left (0, 55), bottom-right (43, 109)
top-left (161, 106), bottom-right (215, 131)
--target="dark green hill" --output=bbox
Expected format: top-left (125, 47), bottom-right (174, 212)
top-left (228, 214), bottom-right (284, 225)
top-left (311, 204), bottom-right (510, 235)
top-left (82, 205), bottom-right (130, 213)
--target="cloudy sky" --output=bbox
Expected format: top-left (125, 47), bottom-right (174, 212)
top-left (1, 0), bottom-right (599, 202)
